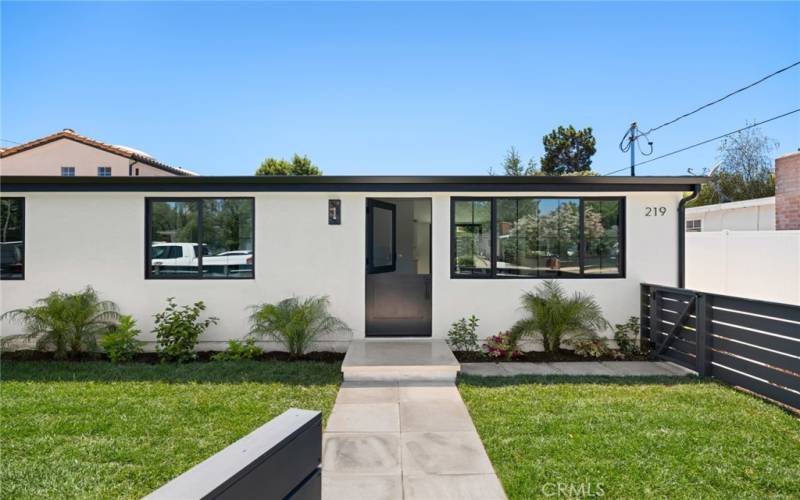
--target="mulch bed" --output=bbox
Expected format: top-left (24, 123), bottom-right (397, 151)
top-left (0, 350), bottom-right (345, 363)
top-left (453, 349), bottom-right (649, 363)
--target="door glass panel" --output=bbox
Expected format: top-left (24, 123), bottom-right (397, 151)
top-left (372, 205), bottom-right (393, 268)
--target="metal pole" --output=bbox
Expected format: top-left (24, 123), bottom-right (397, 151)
top-left (629, 122), bottom-right (637, 176)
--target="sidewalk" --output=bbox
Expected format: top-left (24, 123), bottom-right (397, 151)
top-left (322, 381), bottom-right (506, 500)
top-left (460, 360), bottom-right (695, 377)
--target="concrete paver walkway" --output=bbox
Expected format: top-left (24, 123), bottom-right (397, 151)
top-left (460, 360), bottom-right (694, 377)
top-left (322, 381), bottom-right (506, 500)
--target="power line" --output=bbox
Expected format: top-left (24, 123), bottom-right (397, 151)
top-left (642, 60), bottom-right (800, 135)
top-left (604, 108), bottom-right (800, 176)
top-left (0, 138), bottom-right (21, 145)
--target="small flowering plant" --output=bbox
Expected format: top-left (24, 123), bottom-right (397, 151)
top-left (483, 330), bottom-right (523, 360)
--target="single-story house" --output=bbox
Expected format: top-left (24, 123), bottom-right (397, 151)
top-left (0, 174), bottom-right (705, 350)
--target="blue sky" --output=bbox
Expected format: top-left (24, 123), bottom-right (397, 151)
top-left (2, 2), bottom-right (798, 176)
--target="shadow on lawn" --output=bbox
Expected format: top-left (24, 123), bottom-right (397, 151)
top-left (0, 360), bottom-right (342, 385)
top-left (458, 373), bottom-right (705, 388)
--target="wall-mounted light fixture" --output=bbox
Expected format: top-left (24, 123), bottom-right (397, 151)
top-left (328, 199), bottom-right (341, 225)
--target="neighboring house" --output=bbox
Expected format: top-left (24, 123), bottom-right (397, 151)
top-left (0, 174), bottom-right (704, 350)
top-left (685, 151), bottom-right (800, 305)
top-left (685, 196), bottom-right (775, 232)
top-left (0, 129), bottom-right (196, 177)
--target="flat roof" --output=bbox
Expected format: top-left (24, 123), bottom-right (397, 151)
top-left (0, 175), bottom-right (707, 193)
top-left (686, 196), bottom-right (775, 214)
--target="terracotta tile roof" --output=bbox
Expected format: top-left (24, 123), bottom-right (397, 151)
top-left (0, 129), bottom-right (197, 176)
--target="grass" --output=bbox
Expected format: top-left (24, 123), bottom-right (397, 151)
top-left (458, 375), bottom-right (800, 499)
top-left (0, 361), bottom-right (341, 499)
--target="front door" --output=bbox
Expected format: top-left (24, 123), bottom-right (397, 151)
top-left (365, 198), bottom-right (432, 337)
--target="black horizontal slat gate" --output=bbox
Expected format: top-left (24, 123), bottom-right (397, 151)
top-left (641, 283), bottom-right (800, 410)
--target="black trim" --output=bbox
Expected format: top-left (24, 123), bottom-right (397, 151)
top-left (366, 199), bottom-right (397, 274)
top-left (450, 196), bottom-right (626, 279)
top-left (1, 175), bottom-right (708, 193)
top-left (145, 197), bottom-right (255, 280)
top-left (0, 197), bottom-right (25, 281)
top-left (677, 186), bottom-right (700, 287)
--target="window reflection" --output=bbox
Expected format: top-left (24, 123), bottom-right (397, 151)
top-left (147, 198), bottom-right (254, 279)
top-left (0, 198), bottom-right (24, 280)
top-left (454, 200), bottom-right (492, 276)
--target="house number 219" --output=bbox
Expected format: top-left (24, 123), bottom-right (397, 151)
top-left (645, 206), bottom-right (667, 216)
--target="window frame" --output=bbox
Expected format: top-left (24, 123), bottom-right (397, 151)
top-left (61, 166), bottom-right (75, 177)
top-left (450, 196), bottom-right (626, 280)
top-left (686, 219), bottom-right (702, 232)
top-left (144, 197), bottom-right (256, 280)
top-left (97, 166), bottom-right (112, 177)
top-left (0, 197), bottom-right (25, 281)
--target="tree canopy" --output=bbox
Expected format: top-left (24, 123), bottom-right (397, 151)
top-left (491, 147), bottom-right (537, 176)
top-left (540, 125), bottom-right (596, 175)
top-left (255, 154), bottom-right (321, 176)
top-left (688, 126), bottom-right (777, 207)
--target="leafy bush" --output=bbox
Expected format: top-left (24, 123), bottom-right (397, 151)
top-left (1, 286), bottom-right (119, 359)
top-left (153, 298), bottom-right (218, 363)
top-left (511, 280), bottom-right (609, 352)
top-left (211, 337), bottom-right (263, 361)
top-left (614, 316), bottom-right (644, 356)
top-left (447, 315), bottom-right (480, 351)
top-left (484, 331), bottom-right (522, 360)
top-left (249, 296), bottom-right (349, 357)
top-left (100, 315), bottom-right (143, 362)
top-left (571, 336), bottom-right (612, 358)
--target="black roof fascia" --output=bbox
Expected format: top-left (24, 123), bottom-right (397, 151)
top-left (0, 175), bottom-right (707, 193)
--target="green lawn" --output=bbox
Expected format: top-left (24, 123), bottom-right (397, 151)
top-left (459, 375), bottom-right (800, 500)
top-left (0, 361), bottom-right (341, 499)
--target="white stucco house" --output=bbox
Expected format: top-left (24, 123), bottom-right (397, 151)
top-left (0, 129), bottom-right (197, 177)
top-left (0, 174), bottom-right (705, 350)
top-left (685, 196), bottom-right (775, 232)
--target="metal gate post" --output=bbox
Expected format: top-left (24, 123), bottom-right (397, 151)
top-left (695, 293), bottom-right (713, 377)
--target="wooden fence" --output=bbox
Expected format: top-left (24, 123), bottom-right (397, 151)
top-left (145, 408), bottom-right (322, 500)
top-left (641, 283), bottom-right (800, 410)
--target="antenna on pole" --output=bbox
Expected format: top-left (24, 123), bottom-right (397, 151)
top-left (628, 122), bottom-right (637, 176)
top-left (618, 122), bottom-right (653, 176)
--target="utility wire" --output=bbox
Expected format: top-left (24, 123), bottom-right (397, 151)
top-left (604, 108), bottom-right (800, 176)
top-left (641, 60), bottom-right (800, 135)
top-left (0, 138), bottom-right (21, 145)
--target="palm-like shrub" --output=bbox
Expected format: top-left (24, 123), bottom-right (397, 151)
top-left (511, 280), bottom-right (609, 353)
top-left (249, 296), bottom-right (349, 357)
top-left (1, 286), bottom-right (120, 359)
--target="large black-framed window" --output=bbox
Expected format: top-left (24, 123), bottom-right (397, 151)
top-left (451, 196), bottom-right (625, 279)
top-left (1, 197), bottom-right (25, 280)
top-left (145, 197), bottom-right (255, 279)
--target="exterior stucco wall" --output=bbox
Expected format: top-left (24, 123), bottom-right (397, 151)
top-left (0, 138), bottom-right (174, 176)
top-left (0, 190), bottom-right (682, 351)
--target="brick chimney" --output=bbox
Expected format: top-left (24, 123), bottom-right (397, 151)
top-left (775, 151), bottom-right (800, 230)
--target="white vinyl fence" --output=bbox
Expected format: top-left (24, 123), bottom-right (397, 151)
top-left (686, 230), bottom-right (800, 305)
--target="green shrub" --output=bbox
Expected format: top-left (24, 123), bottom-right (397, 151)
top-left (1, 286), bottom-right (119, 359)
top-left (153, 298), bottom-right (218, 363)
top-left (211, 338), bottom-right (263, 361)
top-left (100, 315), bottom-right (144, 362)
top-left (614, 316), bottom-right (644, 356)
top-left (511, 280), bottom-right (609, 352)
top-left (249, 296), bottom-right (349, 357)
top-left (484, 331), bottom-right (522, 360)
top-left (447, 315), bottom-right (480, 352)
top-left (571, 336), bottom-right (612, 358)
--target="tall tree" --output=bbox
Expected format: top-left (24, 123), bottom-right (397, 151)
top-left (540, 125), bottom-right (596, 175)
top-left (490, 147), bottom-right (537, 175)
top-left (255, 154), bottom-right (321, 176)
top-left (689, 126), bottom-right (777, 207)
